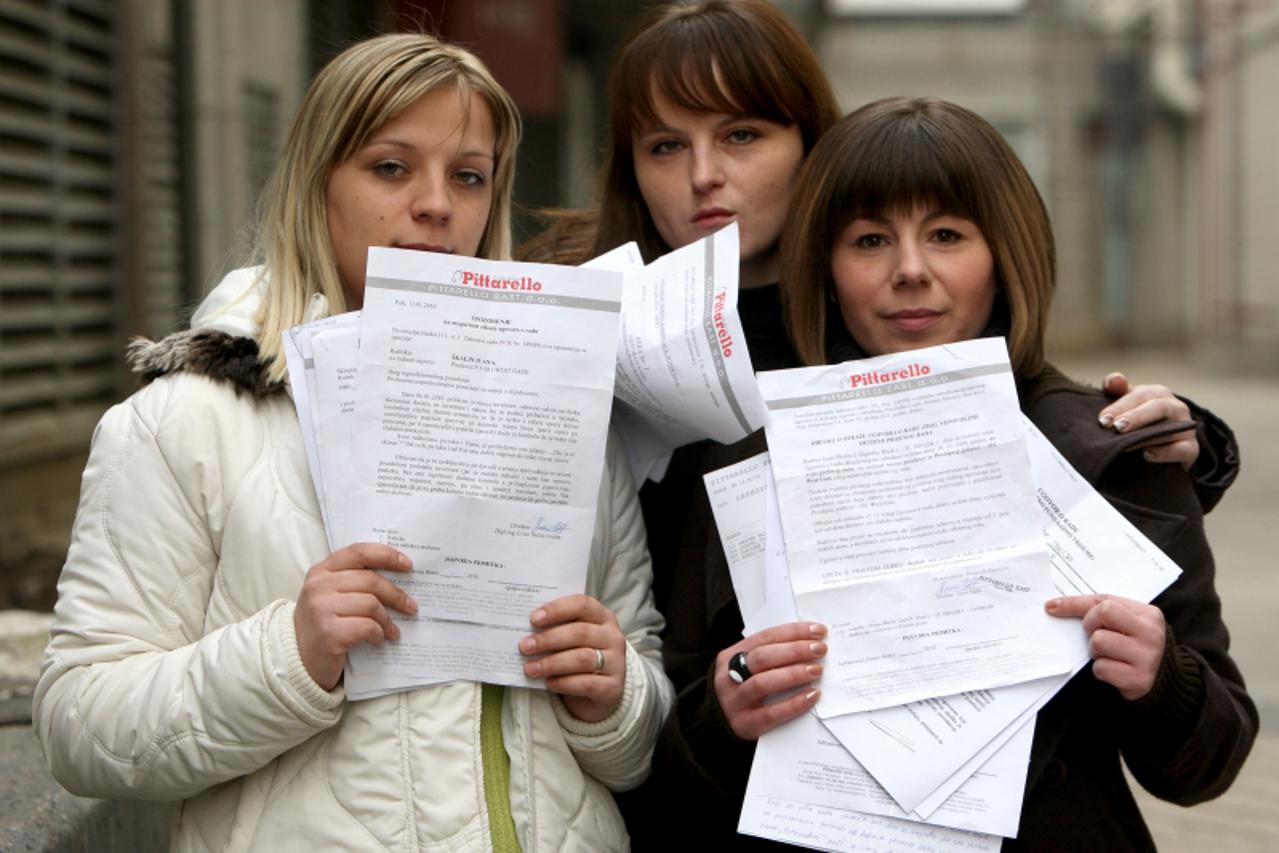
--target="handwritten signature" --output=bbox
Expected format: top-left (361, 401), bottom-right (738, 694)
top-left (935, 576), bottom-right (982, 597)
top-left (534, 517), bottom-right (569, 535)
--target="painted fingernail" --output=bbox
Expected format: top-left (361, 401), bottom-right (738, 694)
top-left (805, 689), bottom-right (821, 703)
top-left (810, 642), bottom-right (827, 656)
top-left (531, 608), bottom-right (547, 625)
top-left (1098, 413), bottom-right (1114, 428)
top-left (810, 624), bottom-right (826, 637)
top-left (1114, 417), bottom-right (1130, 431)
top-left (524, 661), bottom-right (541, 677)
top-left (807, 664), bottom-right (823, 677)
top-left (519, 636), bottom-right (536, 653)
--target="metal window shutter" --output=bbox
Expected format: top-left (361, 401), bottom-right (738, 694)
top-left (0, 0), bottom-right (121, 463)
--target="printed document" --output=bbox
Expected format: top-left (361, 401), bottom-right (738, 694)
top-left (341, 248), bottom-right (623, 693)
top-left (823, 417), bottom-right (1184, 811)
top-left (611, 223), bottom-right (768, 480)
top-left (760, 339), bottom-right (1076, 714)
top-left (712, 455), bottom-right (1024, 843)
top-left (284, 310), bottom-right (361, 543)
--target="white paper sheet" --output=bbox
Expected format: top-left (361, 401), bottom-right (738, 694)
top-left (819, 416), bottom-right (1184, 812)
top-left (310, 324), bottom-right (361, 545)
top-left (737, 793), bottom-right (1004, 853)
top-left (713, 457), bottom-right (1027, 842)
top-left (283, 311), bottom-right (361, 542)
top-left (610, 223), bottom-right (768, 482)
top-left (760, 340), bottom-right (1075, 715)
top-left (341, 247), bottom-right (623, 693)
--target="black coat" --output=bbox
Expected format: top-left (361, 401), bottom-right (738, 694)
top-left (617, 364), bottom-right (1256, 852)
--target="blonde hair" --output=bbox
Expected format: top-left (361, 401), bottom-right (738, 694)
top-left (254, 33), bottom-right (521, 381)
top-left (782, 97), bottom-right (1055, 376)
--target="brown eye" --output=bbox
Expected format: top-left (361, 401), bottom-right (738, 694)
top-left (373, 160), bottom-right (408, 178)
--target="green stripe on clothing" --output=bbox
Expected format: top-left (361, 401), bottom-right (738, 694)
top-left (480, 683), bottom-right (521, 852)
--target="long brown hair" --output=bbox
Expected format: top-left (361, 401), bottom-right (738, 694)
top-left (519, 0), bottom-right (840, 265)
top-left (782, 97), bottom-right (1055, 377)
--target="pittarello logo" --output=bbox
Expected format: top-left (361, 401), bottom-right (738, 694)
top-left (844, 363), bottom-right (931, 389)
top-left (712, 290), bottom-right (733, 358)
top-left (452, 269), bottom-right (543, 292)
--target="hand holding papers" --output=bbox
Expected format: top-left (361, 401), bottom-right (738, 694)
top-left (821, 416), bottom-right (1184, 815)
top-left (713, 341), bottom-right (1186, 849)
top-left (287, 248), bottom-right (624, 698)
top-left (711, 454), bottom-right (1004, 850)
top-left (760, 339), bottom-right (1076, 715)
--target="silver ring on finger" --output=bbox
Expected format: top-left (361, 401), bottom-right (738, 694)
top-left (593, 648), bottom-right (605, 673)
top-left (728, 651), bottom-right (753, 684)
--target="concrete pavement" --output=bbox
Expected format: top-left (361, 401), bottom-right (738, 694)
top-left (1054, 348), bottom-right (1278, 851)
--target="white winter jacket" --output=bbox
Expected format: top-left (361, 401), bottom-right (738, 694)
top-left (34, 268), bottom-right (674, 852)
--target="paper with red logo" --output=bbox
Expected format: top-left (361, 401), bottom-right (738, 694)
top-left (341, 247), bottom-right (623, 693)
top-left (759, 338), bottom-right (1076, 716)
top-left (610, 222), bottom-right (768, 483)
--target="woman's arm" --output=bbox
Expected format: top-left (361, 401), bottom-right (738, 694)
top-left (1078, 460), bottom-right (1255, 804)
top-left (32, 379), bottom-right (344, 801)
top-left (547, 433), bottom-right (675, 791)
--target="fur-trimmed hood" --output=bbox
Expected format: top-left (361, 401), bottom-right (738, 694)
top-left (125, 266), bottom-right (295, 398)
top-left (126, 329), bottom-right (284, 398)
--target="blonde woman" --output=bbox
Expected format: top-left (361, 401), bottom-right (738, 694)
top-left (35, 33), bottom-right (671, 852)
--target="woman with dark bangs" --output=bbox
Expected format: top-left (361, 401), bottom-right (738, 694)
top-left (516, 1), bottom-right (1241, 846)
top-left (779, 96), bottom-right (1255, 851)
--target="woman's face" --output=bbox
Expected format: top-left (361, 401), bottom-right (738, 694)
top-left (632, 88), bottom-right (804, 288)
top-left (831, 204), bottom-right (997, 356)
top-left (326, 86), bottom-right (496, 308)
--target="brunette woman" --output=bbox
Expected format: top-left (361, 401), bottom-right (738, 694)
top-left (521, 1), bottom-right (1238, 846)
top-left (778, 95), bottom-right (1255, 851)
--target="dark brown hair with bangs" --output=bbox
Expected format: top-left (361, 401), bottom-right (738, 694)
top-left (589, 0), bottom-right (841, 262)
top-left (782, 96), bottom-right (1055, 376)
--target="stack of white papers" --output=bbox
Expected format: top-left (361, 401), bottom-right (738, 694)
top-left (284, 227), bottom-right (771, 699)
top-left (706, 339), bottom-right (1183, 850)
top-left (287, 247), bottom-right (625, 699)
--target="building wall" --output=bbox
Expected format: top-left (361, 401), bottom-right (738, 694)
top-left (1236, 8), bottom-right (1279, 365)
top-left (182, 0), bottom-right (308, 293)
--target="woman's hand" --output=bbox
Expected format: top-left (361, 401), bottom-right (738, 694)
top-left (1046, 594), bottom-right (1166, 701)
top-left (1100, 373), bottom-right (1198, 470)
top-left (294, 543), bottom-right (417, 691)
top-left (713, 622), bottom-right (827, 741)
top-left (520, 594), bottom-right (627, 723)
